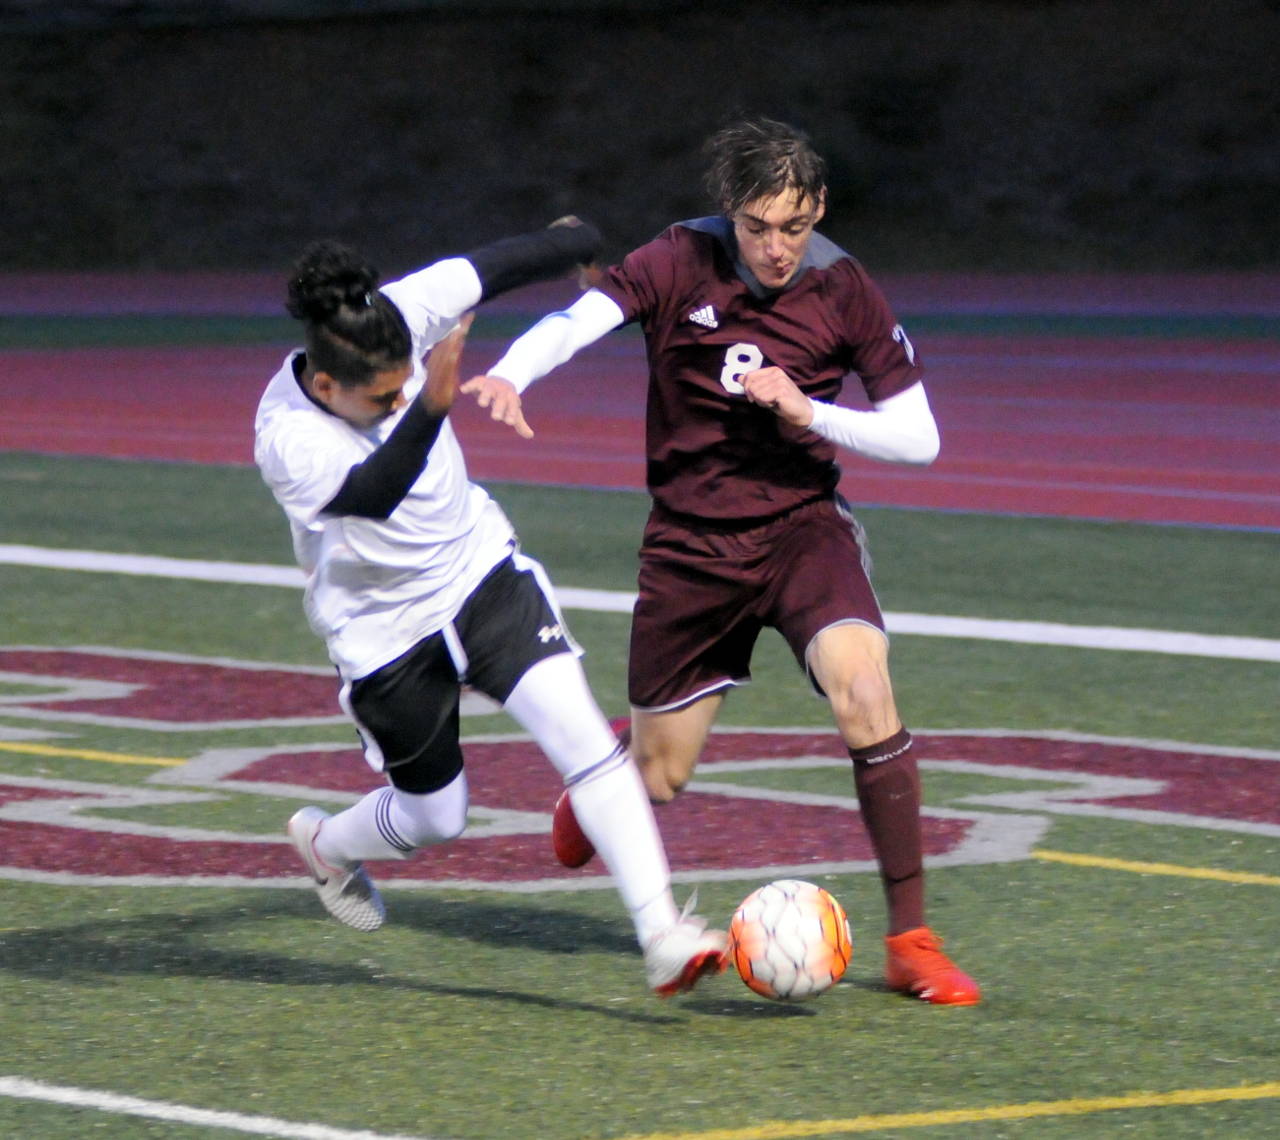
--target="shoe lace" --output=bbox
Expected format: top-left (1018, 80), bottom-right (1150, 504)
top-left (337, 866), bottom-right (370, 896)
top-left (675, 889), bottom-right (710, 932)
top-left (902, 930), bottom-right (957, 975)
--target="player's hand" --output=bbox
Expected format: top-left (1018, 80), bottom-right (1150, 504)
top-left (421, 313), bottom-right (474, 417)
top-left (548, 215), bottom-right (604, 291)
top-left (742, 367), bottom-right (814, 428)
top-left (459, 373), bottom-right (535, 439)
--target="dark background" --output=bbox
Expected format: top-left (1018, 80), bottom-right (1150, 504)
top-left (2, 0), bottom-right (1277, 274)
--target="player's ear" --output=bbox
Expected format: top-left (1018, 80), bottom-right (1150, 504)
top-left (813, 189), bottom-right (827, 225)
top-left (309, 370), bottom-right (338, 406)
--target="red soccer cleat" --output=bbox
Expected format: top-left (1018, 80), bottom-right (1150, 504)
top-left (551, 789), bottom-right (597, 868)
top-left (609, 715), bottom-right (632, 750)
top-left (884, 926), bottom-right (982, 1006)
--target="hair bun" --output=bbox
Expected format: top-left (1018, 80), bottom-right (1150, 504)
top-left (286, 239), bottom-right (380, 322)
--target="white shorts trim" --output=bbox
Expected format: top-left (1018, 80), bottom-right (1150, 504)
top-left (632, 676), bottom-right (747, 714)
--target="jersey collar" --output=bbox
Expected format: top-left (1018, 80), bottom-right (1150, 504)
top-left (679, 215), bottom-right (817, 299)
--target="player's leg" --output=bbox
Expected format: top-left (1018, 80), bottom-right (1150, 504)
top-left (505, 659), bottom-right (728, 996)
top-left (556, 504), bottom-right (754, 860)
top-left (805, 620), bottom-right (901, 746)
top-left (463, 555), bottom-right (727, 994)
top-left (630, 692), bottom-right (724, 802)
top-left (312, 757), bottom-right (471, 861)
top-left (553, 690), bottom-right (723, 866)
top-left (778, 499), bottom-right (980, 1005)
top-left (288, 634), bottom-right (467, 931)
top-left (807, 620), bottom-right (923, 929)
top-left (808, 626), bottom-right (977, 1004)
top-left (624, 507), bottom-right (757, 801)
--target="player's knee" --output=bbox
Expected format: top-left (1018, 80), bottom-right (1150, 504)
top-left (631, 711), bottom-right (706, 802)
top-left (429, 808), bottom-right (467, 844)
top-left (644, 774), bottom-right (681, 803)
top-left (647, 783), bottom-right (681, 804)
top-left (639, 754), bottom-right (690, 803)
top-left (393, 784), bottom-right (468, 846)
top-left (827, 671), bottom-right (897, 741)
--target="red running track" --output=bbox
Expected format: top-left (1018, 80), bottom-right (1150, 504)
top-left (1, 273), bottom-right (1277, 530)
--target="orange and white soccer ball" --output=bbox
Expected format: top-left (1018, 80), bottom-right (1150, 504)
top-left (728, 879), bottom-right (853, 1001)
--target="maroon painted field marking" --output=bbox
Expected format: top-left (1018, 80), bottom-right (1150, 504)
top-left (0, 648), bottom-right (339, 723)
top-left (1, 639), bottom-right (1276, 894)
top-left (1, 729), bottom-right (1276, 885)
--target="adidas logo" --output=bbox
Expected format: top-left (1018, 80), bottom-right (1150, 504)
top-left (687, 305), bottom-right (718, 329)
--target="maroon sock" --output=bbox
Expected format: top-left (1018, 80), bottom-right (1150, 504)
top-left (849, 727), bottom-right (925, 934)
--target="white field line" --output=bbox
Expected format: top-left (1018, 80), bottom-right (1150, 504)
top-left (0, 1076), bottom-right (439, 1140)
top-left (1, 543), bottom-right (1277, 663)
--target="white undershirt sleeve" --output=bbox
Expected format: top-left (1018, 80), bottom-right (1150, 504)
top-left (806, 381), bottom-right (941, 465)
top-left (488, 289), bottom-right (627, 393)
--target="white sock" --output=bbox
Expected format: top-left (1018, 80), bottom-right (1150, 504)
top-left (504, 654), bottom-right (680, 946)
top-left (567, 756), bottom-right (679, 945)
top-left (314, 771), bottom-right (469, 865)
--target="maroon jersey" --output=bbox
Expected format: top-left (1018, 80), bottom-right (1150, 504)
top-left (598, 217), bottom-right (922, 522)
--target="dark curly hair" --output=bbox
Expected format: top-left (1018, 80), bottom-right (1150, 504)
top-left (286, 240), bottom-right (412, 387)
top-left (702, 117), bottom-right (828, 217)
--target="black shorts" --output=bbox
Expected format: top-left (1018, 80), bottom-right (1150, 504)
top-left (628, 495), bottom-right (883, 710)
top-left (346, 553), bottom-right (575, 793)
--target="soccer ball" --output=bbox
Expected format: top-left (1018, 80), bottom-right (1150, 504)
top-left (728, 879), bottom-right (853, 1001)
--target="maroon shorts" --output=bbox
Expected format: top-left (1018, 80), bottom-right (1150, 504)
top-left (628, 495), bottom-right (885, 710)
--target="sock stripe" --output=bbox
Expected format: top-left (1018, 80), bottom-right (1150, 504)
top-left (564, 741), bottom-right (628, 788)
top-left (373, 788), bottom-right (415, 853)
top-left (849, 726), bottom-right (913, 766)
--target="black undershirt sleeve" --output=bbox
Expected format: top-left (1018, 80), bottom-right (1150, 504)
top-left (322, 398), bottom-right (445, 519)
top-left (467, 220), bottom-right (602, 301)
top-left (322, 220), bottom-right (601, 519)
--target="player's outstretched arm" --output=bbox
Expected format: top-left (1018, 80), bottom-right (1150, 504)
top-left (459, 373), bottom-right (533, 439)
top-left (461, 289), bottom-right (627, 438)
top-left (467, 217), bottom-right (603, 302)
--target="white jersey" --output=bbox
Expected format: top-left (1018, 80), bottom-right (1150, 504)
top-left (254, 258), bottom-right (516, 681)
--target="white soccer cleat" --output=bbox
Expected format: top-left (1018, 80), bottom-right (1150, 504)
top-left (643, 895), bottom-right (729, 997)
top-left (287, 806), bottom-right (385, 932)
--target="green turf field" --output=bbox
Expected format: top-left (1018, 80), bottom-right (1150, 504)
top-left (1, 450), bottom-right (1277, 1139)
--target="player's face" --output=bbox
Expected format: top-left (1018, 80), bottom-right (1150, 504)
top-left (731, 187), bottom-right (826, 289)
top-left (312, 362), bottom-right (413, 430)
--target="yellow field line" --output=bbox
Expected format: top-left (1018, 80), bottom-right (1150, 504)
top-left (613, 1082), bottom-right (1280, 1140)
top-left (1034, 848), bottom-right (1280, 886)
top-left (0, 741), bottom-right (184, 767)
